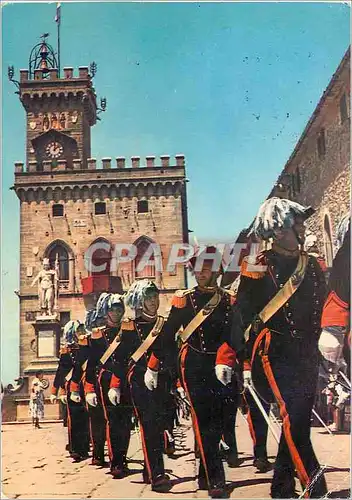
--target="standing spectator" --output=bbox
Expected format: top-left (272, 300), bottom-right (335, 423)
top-left (29, 370), bottom-right (45, 429)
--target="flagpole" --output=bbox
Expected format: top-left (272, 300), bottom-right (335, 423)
top-left (56, 3), bottom-right (61, 77)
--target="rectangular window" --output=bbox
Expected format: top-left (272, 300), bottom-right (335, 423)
top-left (52, 204), bottom-right (64, 217)
top-left (340, 93), bottom-right (348, 124)
top-left (59, 311), bottom-right (71, 327)
top-left (317, 128), bottom-right (326, 159)
top-left (95, 202), bottom-right (106, 215)
top-left (137, 200), bottom-right (149, 213)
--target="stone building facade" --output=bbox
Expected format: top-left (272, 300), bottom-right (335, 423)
top-left (11, 38), bottom-right (188, 418)
top-left (271, 48), bottom-right (350, 266)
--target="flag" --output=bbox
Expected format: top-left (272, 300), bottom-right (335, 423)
top-left (55, 2), bottom-right (61, 24)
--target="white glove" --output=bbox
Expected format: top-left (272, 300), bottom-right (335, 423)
top-left (177, 386), bottom-right (186, 399)
top-left (59, 394), bottom-right (67, 404)
top-left (70, 391), bottom-right (81, 403)
top-left (243, 370), bottom-right (252, 388)
top-left (108, 388), bottom-right (121, 406)
top-left (215, 364), bottom-right (233, 386)
top-left (86, 392), bottom-right (98, 407)
top-left (144, 368), bottom-right (158, 391)
top-left (50, 394), bottom-right (57, 404)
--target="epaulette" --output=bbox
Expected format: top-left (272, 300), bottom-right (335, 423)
top-left (240, 252), bottom-right (267, 279)
top-left (172, 288), bottom-right (194, 308)
top-left (91, 327), bottom-right (104, 340)
top-left (121, 318), bottom-right (135, 331)
top-left (221, 288), bottom-right (237, 305)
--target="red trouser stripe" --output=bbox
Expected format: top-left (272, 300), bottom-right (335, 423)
top-left (65, 381), bottom-right (73, 451)
top-left (257, 330), bottom-right (310, 497)
top-left (127, 366), bottom-right (153, 483)
top-left (180, 344), bottom-right (210, 489)
top-left (98, 369), bottom-right (113, 463)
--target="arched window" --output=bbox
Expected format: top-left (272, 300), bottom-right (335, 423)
top-left (134, 237), bottom-right (156, 279)
top-left (323, 214), bottom-right (334, 268)
top-left (87, 238), bottom-right (112, 276)
top-left (48, 244), bottom-right (69, 281)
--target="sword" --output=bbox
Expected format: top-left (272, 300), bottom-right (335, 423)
top-left (312, 408), bottom-right (333, 436)
top-left (246, 383), bottom-right (280, 444)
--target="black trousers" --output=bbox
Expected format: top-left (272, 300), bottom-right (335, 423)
top-left (180, 346), bottom-right (228, 490)
top-left (158, 371), bottom-right (177, 447)
top-left (98, 369), bottom-right (133, 469)
top-left (87, 389), bottom-right (106, 462)
top-left (252, 340), bottom-right (327, 498)
top-left (66, 382), bottom-right (90, 457)
top-left (128, 366), bottom-right (166, 483)
top-left (221, 379), bottom-right (239, 456)
top-left (244, 390), bottom-right (270, 460)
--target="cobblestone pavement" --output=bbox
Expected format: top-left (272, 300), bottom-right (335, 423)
top-left (1, 415), bottom-right (350, 499)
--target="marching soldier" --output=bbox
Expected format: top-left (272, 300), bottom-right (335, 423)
top-left (111, 280), bottom-right (172, 493)
top-left (144, 247), bottom-right (237, 498)
top-left (320, 213), bottom-right (350, 372)
top-left (50, 337), bottom-right (73, 426)
top-left (230, 197), bottom-right (328, 498)
top-left (61, 320), bottom-right (90, 462)
top-left (85, 293), bottom-right (128, 477)
top-left (80, 309), bottom-right (107, 467)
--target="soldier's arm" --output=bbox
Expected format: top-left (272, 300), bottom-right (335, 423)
top-left (51, 351), bottom-right (72, 395)
top-left (84, 336), bottom-right (106, 394)
top-left (110, 323), bottom-right (139, 389)
top-left (216, 291), bottom-right (237, 368)
top-left (230, 262), bottom-right (266, 367)
top-left (148, 301), bottom-right (185, 372)
top-left (70, 349), bottom-right (87, 393)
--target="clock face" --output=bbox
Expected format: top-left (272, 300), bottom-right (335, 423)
top-left (46, 141), bottom-right (64, 159)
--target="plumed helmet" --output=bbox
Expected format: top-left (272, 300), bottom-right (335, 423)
top-left (108, 293), bottom-right (125, 314)
top-left (63, 319), bottom-right (82, 346)
top-left (95, 292), bottom-right (111, 320)
top-left (251, 197), bottom-right (314, 241)
top-left (188, 245), bottom-right (224, 274)
top-left (84, 309), bottom-right (97, 332)
top-left (125, 279), bottom-right (159, 311)
top-left (336, 213), bottom-right (350, 249)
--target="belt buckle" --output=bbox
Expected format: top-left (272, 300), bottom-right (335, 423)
top-left (291, 329), bottom-right (302, 339)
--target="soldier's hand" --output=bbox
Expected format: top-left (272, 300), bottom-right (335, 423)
top-left (49, 394), bottom-right (57, 404)
top-left (144, 368), bottom-right (158, 391)
top-left (108, 388), bottom-right (120, 406)
top-left (86, 392), bottom-right (98, 407)
top-left (177, 386), bottom-right (186, 399)
top-left (243, 370), bottom-right (252, 388)
top-left (70, 391), bottom-right (81, 403)
top-left (59, 394), bottom-right (67, 404)
top-left (215, 364), bottom-right (233, 386)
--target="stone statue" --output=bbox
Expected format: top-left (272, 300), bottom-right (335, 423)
top-left (31, 258), bottom-right (59, 317)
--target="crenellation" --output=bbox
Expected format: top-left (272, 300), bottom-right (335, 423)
top-left (63, 67), bottom-right (74, 79)
top-left (87, 158), bottom-right (96, 170)
top-left (102, 157), bottom-right (111, 169)
top-left (116, 157), bottom-right (126, 168)
top-left (160, 155), bottom-right (170, 168)
top-left (131, 156), bottom-right (140, 168)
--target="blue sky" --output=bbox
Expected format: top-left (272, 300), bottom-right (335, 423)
top-left (1, 1), bottom-right (350, 383)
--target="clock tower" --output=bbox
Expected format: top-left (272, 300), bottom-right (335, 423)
top-left (19, 34), bottom-right (97, 170)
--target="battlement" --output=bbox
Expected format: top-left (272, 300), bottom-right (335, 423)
top-left (20, 66), bottom-right (90, 82)
top-left (15, 154), bottom-right (185, 174)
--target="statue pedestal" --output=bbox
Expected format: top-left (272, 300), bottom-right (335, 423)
top-left (19, 319), bottom-right (62, 421)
